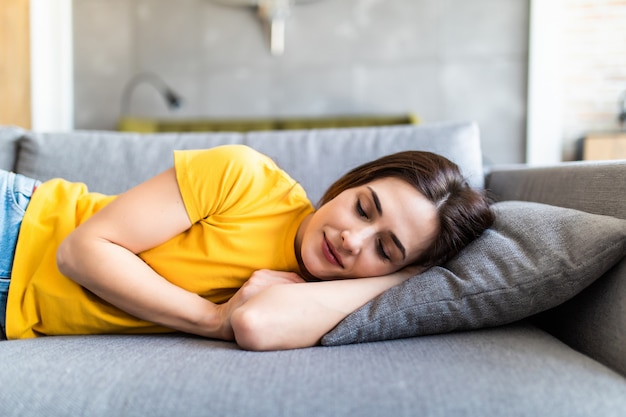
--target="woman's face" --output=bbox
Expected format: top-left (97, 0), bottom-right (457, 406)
top-left (296, 177), bottom-right (439, 280)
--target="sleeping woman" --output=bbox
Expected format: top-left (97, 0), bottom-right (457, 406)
top-left (0, 145), bottom-right (493, 350)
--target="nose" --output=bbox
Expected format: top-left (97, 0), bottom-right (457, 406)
top-left (340, 227), bottom-right (375, 254)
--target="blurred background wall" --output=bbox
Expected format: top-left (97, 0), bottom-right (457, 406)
top-left (22, 0), bottom-right (621, 166)
top-left (72, 0), bottom-right (529, 166)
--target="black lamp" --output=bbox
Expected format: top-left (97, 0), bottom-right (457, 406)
top-left (120, 72), bottom-right (183, 117)
top-left (619, 89), bottom-right (626, 130)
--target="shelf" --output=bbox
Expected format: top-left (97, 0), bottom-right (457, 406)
top-left (582, 133), bottom-right (626, 161)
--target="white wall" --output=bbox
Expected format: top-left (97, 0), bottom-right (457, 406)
top-left (526, 0), bottom-right (563, 165)
top-left (30, 0), bottom-right (74, 132)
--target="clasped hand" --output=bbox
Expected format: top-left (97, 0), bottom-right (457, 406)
top-left (215, 270), bottom-right (305, 341)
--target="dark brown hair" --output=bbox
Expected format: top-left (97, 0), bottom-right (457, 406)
top-left (319, 151), bottom-right (494, 268)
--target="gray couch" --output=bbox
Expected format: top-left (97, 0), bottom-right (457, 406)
top-left (1, 122), bottom-right (625, 417)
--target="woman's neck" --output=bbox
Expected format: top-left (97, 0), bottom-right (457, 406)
top-left (294, 213), bottom-right (318, 282)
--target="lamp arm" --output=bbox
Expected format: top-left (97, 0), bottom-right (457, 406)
top-left (120, 72), bottom-right (182, 118)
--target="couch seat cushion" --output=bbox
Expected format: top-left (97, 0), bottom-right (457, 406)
top-left (0, 326), bottom-right (625, 417)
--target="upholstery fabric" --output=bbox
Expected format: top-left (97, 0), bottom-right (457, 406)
top-left (487, 160), bottom-right (626, 378)
top-left (15, 122), bottom-right (484, 202)
top-left (247, 121), bottom-right (484, 204)
top-left (323, 201), bottom-right (626, 345)
top-left (535, 260), bottom-right (626, 378)
top-left (15, 130), bottom-right (245, 195)
top-left (486, 161), bottom-right (626, 220)
top-left (0, 325), bottom-right (625, 417)
top-left (0, 127), bottom-right (22, 171)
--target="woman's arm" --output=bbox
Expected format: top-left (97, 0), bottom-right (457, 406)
top-left (56, 168), bottom-right (232, 340)
top-left (229, 268), bottom-right (417, 351)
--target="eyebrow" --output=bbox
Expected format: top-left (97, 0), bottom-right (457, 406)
top-left (368, 186), bottom-right (383, 216)
top-left (368, 186), bottom-right (407, 261)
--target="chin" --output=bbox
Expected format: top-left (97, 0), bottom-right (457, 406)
top-left (301, 261), bottom-right (337, 281)
top-left (309, 266), bottom-right (350, 281)
top-left (315, 274), bottom-right (341, 281)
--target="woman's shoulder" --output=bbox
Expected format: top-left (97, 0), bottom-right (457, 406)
top-left (174, 144), bottom-right (297, 198)
top-left (174, 144), bottom-right (310, 220)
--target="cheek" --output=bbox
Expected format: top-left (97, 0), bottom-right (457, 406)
top-left (352, 255), bottom-right (398, 277)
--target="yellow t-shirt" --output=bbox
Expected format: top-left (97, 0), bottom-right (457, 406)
top-left (6, 145), bottom-right (314, 339)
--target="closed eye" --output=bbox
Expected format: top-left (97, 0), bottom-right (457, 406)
top-left (377, 239), bottom-right (391, 261)
top-left (356, 199), bottom-right (368, 219)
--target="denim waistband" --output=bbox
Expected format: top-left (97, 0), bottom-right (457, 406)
top-left (1, 170), bottom-right (41, 339)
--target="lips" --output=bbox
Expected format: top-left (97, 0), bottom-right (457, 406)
top-left (322, 234), bottom-right (344, 268)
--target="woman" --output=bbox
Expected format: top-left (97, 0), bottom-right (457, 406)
top-left (1, 145), bottom-right (493, 350)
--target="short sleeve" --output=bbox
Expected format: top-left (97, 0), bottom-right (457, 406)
top-left (174, 145), bottom-right (291, 223)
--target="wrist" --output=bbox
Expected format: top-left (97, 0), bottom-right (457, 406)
top-left (212, 303), bottom-right (235, 341)
top-left (179, 298), bottom-right (235, 341)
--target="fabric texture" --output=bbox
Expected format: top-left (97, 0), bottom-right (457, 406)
top-left (486, 161), bottom-right (626, 220)
top-left (15, 130), bottom-right (246, 195)
top-left (247, 121), bottom-right (484, 204)
top-left (322, 201), bottom-right (626, 345)
top-left (7, 145), bottom-right (313, 339)
top-left (0, 127), bottom-right (22, 171)
top-left (486, 160), bottom-right (626, 376)
top-left (15, 122), bottom-right (484, 203)
top-left (1, 326), bottom-right (626, 417)
top-left (535, 260), bottom-right (626, 377)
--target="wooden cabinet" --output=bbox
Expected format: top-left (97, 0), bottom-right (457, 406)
top-left (0, 0), bottom-right (31, 128)
top-left (582, 133), bottom-right (626, 161)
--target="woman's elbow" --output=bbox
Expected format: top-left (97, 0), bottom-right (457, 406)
top-left (56, 236), bottom-right (71, 275)
top-left (56, 234), bottom-right (82, 281)
top-left (232, 299), bottom-right (313, 351)
top-left (230, 300), bottom-right (321, 351)
top-left (231, 305), bottom-right (278, 351)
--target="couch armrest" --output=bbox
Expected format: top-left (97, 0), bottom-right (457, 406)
top-left (536, 261), bottom-right (626, 378)
top-left (486, 161), bottom-right (626, 377)
top-left (486, 160), bottom-right (626, 219)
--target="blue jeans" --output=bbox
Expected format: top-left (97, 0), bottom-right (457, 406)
top-left (0, 170), bottom-right (40, 339)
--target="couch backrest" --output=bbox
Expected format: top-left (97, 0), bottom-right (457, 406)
top-left (245, 123), bottom-right (484, 204)
top-left (13, 121), bottom-right (484, 203)
top-left (0, 126), bottom-right (23, 171)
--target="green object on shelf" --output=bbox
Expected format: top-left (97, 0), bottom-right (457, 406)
top-left (118, 114), bottom-right (419, 133)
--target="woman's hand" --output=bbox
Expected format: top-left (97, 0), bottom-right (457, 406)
top-left (228, 267), bottom-right (420, 351)
top-left (232, 270), bottom-right (306, 305)
top-left (216, 270), bottom-right (305, 339)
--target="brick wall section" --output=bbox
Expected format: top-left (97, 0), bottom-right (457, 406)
top-left (561, 0), bottom-right (626, 158)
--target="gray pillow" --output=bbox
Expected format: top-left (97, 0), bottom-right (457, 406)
top-left (321, 201), bottom-right (626, 346)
